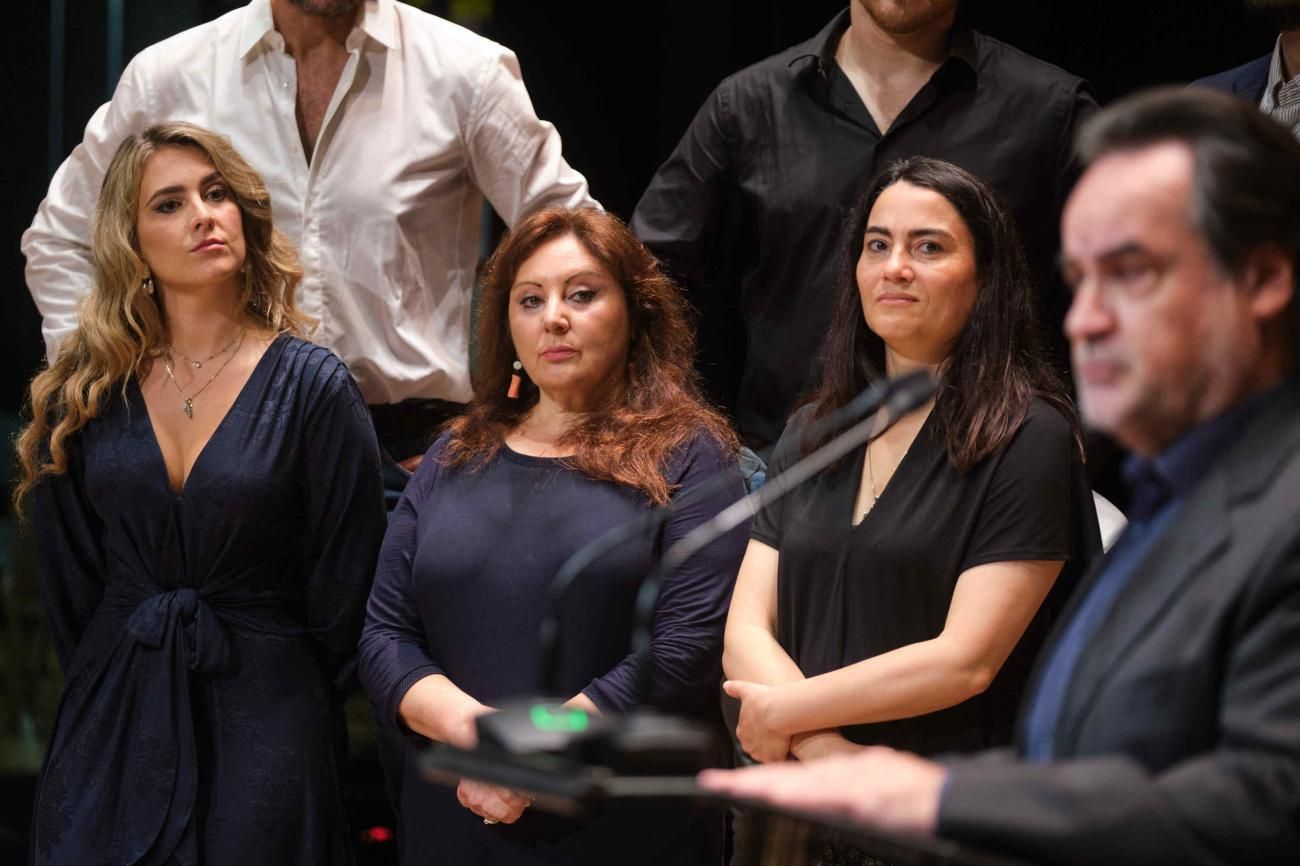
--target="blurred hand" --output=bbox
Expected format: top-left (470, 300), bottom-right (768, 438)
top-left (698, 746), bottom-right (946, 834)
top-left (457, 779), bottom-right (531, 824)
top-left (724, 679), bottom-right (791, 763)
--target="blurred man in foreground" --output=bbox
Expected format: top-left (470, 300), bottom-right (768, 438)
top-left (701, 87), bottom-right (1300, 866)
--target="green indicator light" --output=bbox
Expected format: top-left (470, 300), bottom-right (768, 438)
top-left (530, 704), bottom-right (590, 733)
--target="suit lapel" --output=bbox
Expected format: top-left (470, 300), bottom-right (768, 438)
top-left (1052, 383), bottom-right (1300, 754)
top-left (1054, 474), bottom-right (1230, 749)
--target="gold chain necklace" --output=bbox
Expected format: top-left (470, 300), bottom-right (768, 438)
top-left (859, 439), bottom-right (909, 522)
top-left (162, 329), bottom-right (246, 419)
top-left (169, 330), bottom-right (241, 369)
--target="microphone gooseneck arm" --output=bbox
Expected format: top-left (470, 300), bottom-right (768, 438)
top-left (629, 369), bottom-right (938, 705)
top-left (536, 374), bottom-right (908, 695)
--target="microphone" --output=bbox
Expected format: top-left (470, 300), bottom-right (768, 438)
top-left (537, 370), bottom-right (913, 695)
top-left (629, 368), bottom-right (938, 700)
top-left (421, 370), bottom-right (937, 813)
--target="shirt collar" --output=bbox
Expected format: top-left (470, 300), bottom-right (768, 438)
top-left (788, 8), bottom-right (978, 80)
top-left (1123, 380), bottom-right (1288, 502)
top-left (239, 0), bottom-right (397, 60)
top-left (238, 0), bottom-right (276, 57)
top-left (1263, 34), bottom-right (1286, 111)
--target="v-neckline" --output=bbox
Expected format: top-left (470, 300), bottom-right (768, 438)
top-left (135, 334), bottom-right (286, 499)
top-left (850, 408), bottom-right (932, 529)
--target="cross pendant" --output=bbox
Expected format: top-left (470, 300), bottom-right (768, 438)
top-left (183, 398), bottom-right (194, 419)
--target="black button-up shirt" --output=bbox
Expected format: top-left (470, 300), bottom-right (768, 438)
top-left (632, 9), bottom-right (1097, 450)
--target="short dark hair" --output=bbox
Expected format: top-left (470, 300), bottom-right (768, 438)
top-left (1077, 87), bottom-right (1300, 363)
top-left (805, 157), bottom-right (1079, 471)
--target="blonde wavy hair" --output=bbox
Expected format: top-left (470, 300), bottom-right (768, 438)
top-left (14, 121), bottom-right (313, 509)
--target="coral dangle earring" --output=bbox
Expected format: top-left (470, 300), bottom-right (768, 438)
top-left (507, 360), bottom-right (523, 399)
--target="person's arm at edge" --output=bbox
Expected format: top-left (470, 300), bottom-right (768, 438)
top-left (464, 46), bottom-right (598, 222)
top-left (937, 545), bottom-right (1300, 866)
top-left (356, 439), bottom-right (489, 749)
top-left (31, 437), bottom-right (107, 673)
top-left (23, 54), bottom-right (152, 360)
top-left (578, 434), bottom-right (749, 716)
top-left (735, 558), bottom-right (1063, 743)
top-left (299, 357), bottom-right (388, 692)
top-left (724, 538), bottom-right (860, 761)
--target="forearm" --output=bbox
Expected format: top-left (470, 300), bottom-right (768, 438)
top-left (767, 637), bottom-right (992, 737)
top-left (938, 752), bottom-right (1295, 866)
top-left (723, 622), bottom-right (805, 685)
top-left (565, 692), bottom-right (601, 715)
top-left (397, 673), bottom-right (490, 748)
top-left (725, 622), bottom-right (860, 762)
top-left (790, 730), bottom-right (861, 761)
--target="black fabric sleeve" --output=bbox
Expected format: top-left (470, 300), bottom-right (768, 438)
top-left (32, 438), bottom-right (106, 673)
top-left (961, 401), bottom-right (1075, 572)
top-left (630, 78), bottom-right (745, 410)
top-left (749, 409), bottom-right (809, 550)
top-left (299, 354), bottom-right (388, 692)
top-left (583, 434), bottom-right (749, 714)
top-left (357, 437), bottom-right (449, 728)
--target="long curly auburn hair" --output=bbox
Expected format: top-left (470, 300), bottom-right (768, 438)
top-left (441, 207), bottom-right (736, 504)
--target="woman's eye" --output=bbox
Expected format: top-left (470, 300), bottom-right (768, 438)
top-left (519, 295), bottom-right (543, 309)
top-left (568, 288), bottom-right (596, 304)
top-left (205, 185), bottom-right (228, 202)
top-left (154, 199), bottom-right (180, 214)
top-left (865, 239), bottom-right (888, 253)
top-left (917, 241), bottom-right (943, 255)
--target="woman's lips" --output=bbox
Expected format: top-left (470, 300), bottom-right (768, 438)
top-left (192, 239), bottom-right (225, 253)
top-left (540, 347), bottom-right (577, 361)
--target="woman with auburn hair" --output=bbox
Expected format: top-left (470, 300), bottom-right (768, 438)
top-left (359, 206), bottom-right (748, 865)
top-left (17, 122), bottom-right (385, 864)
top-left (722, 157), bottom-right (1101, 773)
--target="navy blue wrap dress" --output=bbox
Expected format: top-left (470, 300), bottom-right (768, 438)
top-left (30, 336), bottom-right (387, 865)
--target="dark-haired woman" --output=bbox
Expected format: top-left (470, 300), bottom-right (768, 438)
top-left (358, 207), bottom-right (749, 865)
top-left (722, 157), bottom-right (1101, 768)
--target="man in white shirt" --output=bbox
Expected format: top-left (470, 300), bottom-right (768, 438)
top-left (23, 0), bottom-right (597, 469)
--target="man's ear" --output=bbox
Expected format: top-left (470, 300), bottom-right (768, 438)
top-left (1242, 245), bottom-right (1295, 322)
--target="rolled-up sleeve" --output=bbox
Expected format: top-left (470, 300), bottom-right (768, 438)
top-left (465, 47), bottom-right (598, 224)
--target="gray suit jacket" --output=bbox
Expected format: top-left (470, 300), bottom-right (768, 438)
top-left (937, 381), bottom-right (1300, 865)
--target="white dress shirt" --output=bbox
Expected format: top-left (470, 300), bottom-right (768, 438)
top-left (1261, 35), bottom-right (1300, 140)
top-left (22, 0), bottom-right (597, 404)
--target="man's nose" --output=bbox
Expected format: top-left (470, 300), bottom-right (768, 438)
top-left (1064, 280), bottom-right (1117, 343)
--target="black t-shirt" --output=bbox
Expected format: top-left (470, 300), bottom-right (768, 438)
top-left (752, 397), bottom-right (1100, 755)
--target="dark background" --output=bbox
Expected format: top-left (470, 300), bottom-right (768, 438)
top-left (0, 0), bottom-right (1278, 859)
top-left (0, 0), bottom-right (1278, 427)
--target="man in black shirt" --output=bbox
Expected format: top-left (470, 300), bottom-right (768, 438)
top-left (632, 1), bottom-right (1096, 452)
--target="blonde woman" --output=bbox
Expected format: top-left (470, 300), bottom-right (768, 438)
top-left (16, 122), bottom-right (386, 865)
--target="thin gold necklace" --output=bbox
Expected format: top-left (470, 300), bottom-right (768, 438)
top-left (859, 439), bottom-right (909, 522)
top-left (169, 330), bottom-right (241, 369)
top-left (162, 329), bottom-right (246, 419)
